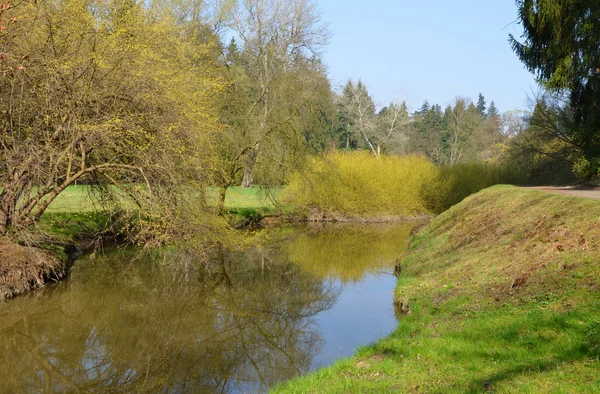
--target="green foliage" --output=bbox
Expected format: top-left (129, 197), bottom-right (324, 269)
top-left (487, 100), bottom-right (500, 118)
top-left (511, 0), bottom-right (600, 165)
top-left (423, 162), bottom-right (525, 213)
top-left (286, 151), bottom-right (439, 218)
top-left (573, 157), bottom-right (600, 181)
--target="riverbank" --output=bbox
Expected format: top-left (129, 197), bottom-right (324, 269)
top-left (273, 185), bottom-right (600, 393)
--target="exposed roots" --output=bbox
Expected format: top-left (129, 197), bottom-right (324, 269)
top-left (0, 239), bottom-right (65, 300)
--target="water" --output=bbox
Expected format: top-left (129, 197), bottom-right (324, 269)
top-left (0, 222), bottom-right (417, 393)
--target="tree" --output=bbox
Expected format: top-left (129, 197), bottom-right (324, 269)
top-left (476, 93), bottom-right (487, 118)
top-left (510, 0), bottom-right (600, 174)
top-left (227, 0), bottom-right (330, 188)
top-left (504, 100), bottom-right (578, 184)
top-left (410, 102), bottom-right (446, 163)
top-left (444, 98), bottom-right (484, 164)
top-left (376, 101), bottom-right (410, 155)
top-left (487, 101), bottom-right (500, 118)
top-left (0, 0), bottom-right (224, 242)
top-left (338, 79), bottom-right (378, 155)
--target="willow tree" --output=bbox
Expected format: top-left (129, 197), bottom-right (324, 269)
top-left (0, 0), bottom-right (224, 243)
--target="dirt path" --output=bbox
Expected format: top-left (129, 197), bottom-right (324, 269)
top-left (524, 186), bottom-right (600, 200)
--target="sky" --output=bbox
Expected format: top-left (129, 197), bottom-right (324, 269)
top-left (317, 0), bottom-right (538, 113)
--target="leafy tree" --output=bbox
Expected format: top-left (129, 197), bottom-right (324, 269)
top-left (0, 0), bottom-right (224, 242)
top-left (227, 0), bottom-right (330, 188)
top-left (510, 0), bottom-right (600, 174)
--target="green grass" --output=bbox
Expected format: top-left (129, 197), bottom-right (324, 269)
top-left (206, 186), bottom-right (285, 212)
top-left (272, 185), bottom-right (600, 393)
top-left (45, 185), bottom-right (284, 214)
top-left (36, 185), bottom-right (285, 240)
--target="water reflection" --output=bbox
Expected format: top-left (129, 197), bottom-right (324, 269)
top-left (285, 223), bottom-right (414, 283)
top-left (0, 222), bottom-right (416, 393)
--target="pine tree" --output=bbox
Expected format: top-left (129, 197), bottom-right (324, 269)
top-left (487, 101), bottom-right (499, 118)
top-left (510, 0), bottom-right (600, 163)
top-left (476, 93), bottom-right (487, 118)
top-left (418, 100), bottom-right (430, 114)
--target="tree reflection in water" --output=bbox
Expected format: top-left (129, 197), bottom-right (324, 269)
top-left (285, 223), bottom-right (416, 283)
top-left (0, 244), bottom-right (340, 393)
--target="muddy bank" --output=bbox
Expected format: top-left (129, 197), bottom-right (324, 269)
top-left (0, 239), bottom-right (66, 300)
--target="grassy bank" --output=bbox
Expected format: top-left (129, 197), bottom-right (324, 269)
top-left (273, 185), bottom-right (600, 393)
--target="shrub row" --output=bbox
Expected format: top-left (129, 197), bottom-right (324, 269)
top-left (286, 152), bottom-right (522, 218)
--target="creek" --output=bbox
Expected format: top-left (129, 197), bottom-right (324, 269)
top-left (0, 222), bottom-right (418, 393)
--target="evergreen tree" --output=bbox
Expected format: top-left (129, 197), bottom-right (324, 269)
top-left (510, 0), bottom-right (600, 168)
top-left (487, 101), bottom-right (499, 118)
top-left (476, 93), bottom-right (487, 118)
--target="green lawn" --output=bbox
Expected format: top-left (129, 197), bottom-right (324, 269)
top-left (37, 185), bottom-right (286, 242)
top-left (205, 186), bottom-right (285, 211)
top-left (44, 185), bottom-right (284, 214)
top-left (273, 186), bottom-right (600, 393)
top-left (44, 185), bottom-right (103, 213)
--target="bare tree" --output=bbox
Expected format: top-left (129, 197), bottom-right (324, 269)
top-left (338, 79), bottom-right (378, 155)
top-left (446, 98), bottom-right (483, 164)
top-left (377, 100), bottom-right (411, 155)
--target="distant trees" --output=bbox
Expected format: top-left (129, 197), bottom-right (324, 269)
top-left (503, 99), bottom-right (578, 184)
top-left (336, 79), bottom-right (410, 156)
top-left (332, 85), bottom-right (506, 165)
top-left (337, 80), bottom-right (378, 154)
top-left (445, 98), bottom-right (484, 165)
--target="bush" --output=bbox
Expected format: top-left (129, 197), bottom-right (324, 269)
top-left (573, 157), bottom-right (600, 181)
top-left (423, 162), bottom-right (524, 213)
top-left (286, 151), bottom-right (439, 218)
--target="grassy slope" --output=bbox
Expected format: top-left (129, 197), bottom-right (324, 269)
top-left (273, 185), bottom-right (600, 393)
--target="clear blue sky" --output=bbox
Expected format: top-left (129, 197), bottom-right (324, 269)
top-left (318, 0), bottom-right (538, 113)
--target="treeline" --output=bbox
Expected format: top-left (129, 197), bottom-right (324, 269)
top-left (332, 84), bottom-right (507, 165)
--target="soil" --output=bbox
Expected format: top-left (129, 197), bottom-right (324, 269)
top-left (0, 239), bottom-right (65, 300)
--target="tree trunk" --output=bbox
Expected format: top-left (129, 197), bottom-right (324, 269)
top-left (242, 142), bottom-right (261, 188)
top-left (217, 186), bottom-right (228, 216)
top-left (0, 210), bottom-right (7, 236)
